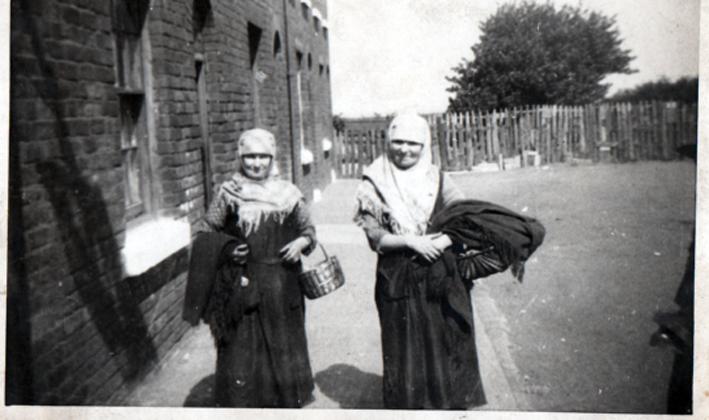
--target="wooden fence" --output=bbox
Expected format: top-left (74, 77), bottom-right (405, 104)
top-left (334, 101), bottom-right (698, 177)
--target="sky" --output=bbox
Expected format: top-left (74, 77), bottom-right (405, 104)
top-left (327, 0), bottom-right (702, 117)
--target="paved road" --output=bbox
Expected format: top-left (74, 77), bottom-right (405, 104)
top-left (450, 161), bottom-right (695, 413)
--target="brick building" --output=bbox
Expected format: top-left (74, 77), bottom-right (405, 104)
top-left (8, 0), bottom-right (334, 405)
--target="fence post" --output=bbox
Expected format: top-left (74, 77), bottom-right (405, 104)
top-left (463, 112), bottom-right (472, 170)
top-left (599, 103), bottom-right (608, 160)
top-left (428, 115), bottom-right (440, 167)
top-left (679, 102), bottom-right (686, 147)
top-left (453, 113), bottom-right (462, 170)
top-left (690, 103), bottom-right (698, 147)
top-left (333, 131), bottom-right (342, 178)
top-left (606, 104), bottom-right (614, 161)
top-left (436, 115), bottom-right (449, 171)
top-left (650, 101), bottom-right (657, 159)
top-left (631, 102), bottom-right (637, 161)
top-left (561, 105), bottom-right (569, 161)
top-left (660, 102), bottom-right (669, 160)
top-left (544, 105), bottom-right (550, 163)
top-left (624, 102), bottom-right (632, 162)
top-left (342, 128), bottom-right (349, 177)
top-left (492, 109), bottom-right (500, 160)
top-left (551, 105), bottom-right (557, 163)
top-left (370, 127), bottom-right (375, 163)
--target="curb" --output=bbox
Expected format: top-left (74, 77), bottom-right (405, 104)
top-left (474, 282), bottom-right (533, 410)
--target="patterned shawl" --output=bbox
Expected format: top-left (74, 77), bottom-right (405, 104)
top-left (220, 172), bottom-right (303, 237)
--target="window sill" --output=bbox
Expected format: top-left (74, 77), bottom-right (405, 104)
top-left (121, 215), bottom-right (191, 277)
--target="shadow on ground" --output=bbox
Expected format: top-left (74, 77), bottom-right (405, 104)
top-left (184, 374), bottom-right (215, 407)
top-left (314, 364), bottom-right (383, 409)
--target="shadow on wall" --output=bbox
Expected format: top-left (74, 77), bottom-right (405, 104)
top-left (8, 4), bottom-right (158, 404)
top-left (314, 364), bottom-right (383, 409)
top-left (6, 54), bottom-right (32, 405)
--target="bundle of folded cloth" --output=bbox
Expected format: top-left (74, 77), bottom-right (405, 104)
top-left (429, 199), bottom-right (546, 284)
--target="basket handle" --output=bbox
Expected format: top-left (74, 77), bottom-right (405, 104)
top-left (311, 241), bottom-right (330, 264)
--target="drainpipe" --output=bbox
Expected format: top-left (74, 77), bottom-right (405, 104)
top-left (282, 0), bottom-right (300, 187)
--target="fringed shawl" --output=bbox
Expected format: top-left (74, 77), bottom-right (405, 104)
top-left (219, 172), bottom-right (303, 237)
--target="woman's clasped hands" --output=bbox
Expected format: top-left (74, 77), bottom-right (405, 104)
top-left (230, 237), bottom-right (310, 265)
top-left (405, 233), bottom-right (452, 263)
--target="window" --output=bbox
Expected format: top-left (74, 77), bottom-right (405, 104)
top-left (112, 0), bottom-right (152, 220)
top-left (119, 94), bottom-right (148, 216)
top-left (113, 0), bottom-right (148, 91)
top-left (248, 22), bottom-right (264, 124)
top-left (295, 50), bottom-right (305, 153)
top-left (192, 0), bottom-right (211, 40)
top-left (312, 8), bottom-right (322, 34)
top-left (273, 31), bottom-right (282, 60)
top-left (307, 52), bottom-right (312, 72)
top-left (193, 0), bottom-right (214, 208)
top-left (300, 0), bottom-right (310, 21)
top-left (113, 1), bottom-right (193, 275)
top-left (247, 22), bottom-right (262, 68)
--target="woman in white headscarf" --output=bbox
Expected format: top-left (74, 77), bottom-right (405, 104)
top-left (354, 113), bottom-right (486, 409)
top-left (197, 128), bottom-right (316, 408)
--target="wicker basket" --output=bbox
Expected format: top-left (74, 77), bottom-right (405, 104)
top-left (298, 243), bottom-right (345, 299)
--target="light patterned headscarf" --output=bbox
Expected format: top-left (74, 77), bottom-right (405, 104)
top-left (237, 128), bottom-right (280, 178)
top-left (356, 112), bottom-right (440, 235)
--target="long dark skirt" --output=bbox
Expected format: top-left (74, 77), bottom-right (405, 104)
top-left (375, 255), bottom-right (486, 409)
top-left (213, 260), bottom-right (314, 407)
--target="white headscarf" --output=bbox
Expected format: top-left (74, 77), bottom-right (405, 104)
top-left (361, 112), bottom-right (439, 235)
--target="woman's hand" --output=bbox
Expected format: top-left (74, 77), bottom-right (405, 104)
top-left (279, 236), bottom-right (311, 263)
top-left (231, 243), bottom-right (249, 264)
top-left (405, 234), bottom-right (443, 263)
top-left (431, 233), bottom-right (452, 252)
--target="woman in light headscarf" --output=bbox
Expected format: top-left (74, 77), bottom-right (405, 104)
top-left (197, 128), bottom-right (316, 408)
top-left (354, 113), bottom-right (486, 409)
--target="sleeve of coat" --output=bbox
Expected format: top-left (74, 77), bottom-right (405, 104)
top-left (183, 232), bottom-right (242, 326)
top-left (195, 186), bottom-right (230, 234)
top-left (292, 198), bottom-right (318, 255)
top-left (353, 180), bottom-right (391, 253)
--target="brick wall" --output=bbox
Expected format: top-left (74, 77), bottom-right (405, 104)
top-left (286, 0), bottom-right (335, 197)
top-left (7, 0), bottom-right (334, 405)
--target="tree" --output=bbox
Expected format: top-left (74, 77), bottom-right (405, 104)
top-left (609, 76), bottom-right (698, 103)
top-left (447, 2), bottom-right (635, 112)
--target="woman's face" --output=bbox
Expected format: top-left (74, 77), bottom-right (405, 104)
top-left (241, 154), bottom-right (273, 180)
top-left (389, 139), bottom-right (424, 169)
